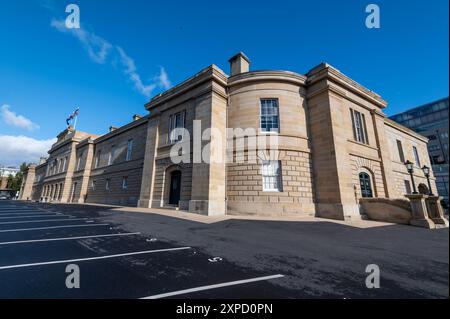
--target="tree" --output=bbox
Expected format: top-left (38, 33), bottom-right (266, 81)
top-left (6, 163), bottom-right (28, 194)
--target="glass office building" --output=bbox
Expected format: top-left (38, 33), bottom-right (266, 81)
top-left (390, 97), bottom-right (449, 208)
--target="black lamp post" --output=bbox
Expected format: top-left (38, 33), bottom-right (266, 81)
top-left (422, 165), bottom-right (434, 196)
top-left (405, 160), bottom-right (418, 194)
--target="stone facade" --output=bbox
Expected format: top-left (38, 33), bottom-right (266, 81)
top-left (19, 53), bottom-right (439, 221)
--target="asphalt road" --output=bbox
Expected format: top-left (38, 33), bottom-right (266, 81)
top-left (0, 200), bottom-right (448, 299)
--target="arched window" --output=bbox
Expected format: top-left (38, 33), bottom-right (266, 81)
top-left (418, 183), bottom-right (429, 195)
top-left (359, 172), bottom-right (373, 198)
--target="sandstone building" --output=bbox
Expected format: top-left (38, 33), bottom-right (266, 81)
top-left (19, 53), bottom-right (440, 221)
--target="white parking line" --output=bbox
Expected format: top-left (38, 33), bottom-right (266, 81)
top-left (0, 212), bottom-right (61, 216)
top-left (140, 274), bottom-right (285, 299)
top-left (0, 246), bottom-right (191, 270)
top-left (0, 223), bottom-right (109, 233)
top-left (0, 218), bottom-right (91, 225)
top-left (0, 215), bottom-right (67, 220)
top-left (0, 211), bottom-right (45, 214)
top-left (0, 208), bottom-right (41, 213)
top-left (0, 232), bottom-right (141, 245)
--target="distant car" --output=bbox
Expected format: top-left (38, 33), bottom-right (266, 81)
top-left (0, 195), bottom-right (9, 200)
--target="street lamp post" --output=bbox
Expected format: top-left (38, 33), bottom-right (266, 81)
top-left (421, 165), bottom-right (434, 196)
top-left (405, 160), bottom-right (418, 194)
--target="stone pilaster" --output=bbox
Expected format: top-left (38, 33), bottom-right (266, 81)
top-left (138, 114), bottom-right (160, 208)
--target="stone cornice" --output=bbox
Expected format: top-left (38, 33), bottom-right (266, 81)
top-left (146, 65), bottom-right (228, 110)
top-left (228, 70), bottom-right (306, 87)
top-left (384, 118), bottom-right (429, 143)
top-left (76, 137), bottom-right (95, 149)
top-left (49, 137), bottom-right (79, 154)
top-left (306, 63), bottom-right (387, 109)
top-left (93, 115), bottom-right (149, 144)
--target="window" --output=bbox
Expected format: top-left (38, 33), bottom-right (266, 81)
top-left (76, 152), bottom-right (83, 171)
top-left (359, 172), bottom-right (373, 198)
top-left (63, 157), bottom-right (68, 172)
top-left (70, 182), bottom-right (77, 202)
top-left (413, 146), bottom-right (420, 167)
top-left (168, 110), bottom-right (186, 143)
top-left (262, 160), bottom-right (282, 192)
top-left (432, 155), bottom-right (445, 165)
top-left (105, 179), bottom-right (111, 191)
top-left (126, 139), bottom-right (133, 161)
top-left (108, 146), bottom-right (115, 166)
top-left (122, 177), bottom-right (128, 189)
top-left (260, 99), bottom-right (279, 133)
top-left (427, 135), bottom-right (437, 141)
top-left (58, 183), bottom-right (63, 200)
top-left (350, 108), bottom-right (369, 144)
top-left (429, 144), bottom-right (440, 152)
top-left (404, 180), bottom-right (412, 195)
top-left (57, 159), bottom-right (62, 173)
top-left (95, 150), bottom-right (101, 168)
top-left (396, 140), bottom-right (405, 163)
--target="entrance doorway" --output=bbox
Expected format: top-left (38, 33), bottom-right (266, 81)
top-left (169, 170), bottom-right (181, 205)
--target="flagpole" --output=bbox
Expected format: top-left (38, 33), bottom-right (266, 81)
top-left (73, 114), bottom-right (78, 130)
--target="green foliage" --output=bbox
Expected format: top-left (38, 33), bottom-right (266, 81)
top-left (6, 163), bottom-right (28, 193)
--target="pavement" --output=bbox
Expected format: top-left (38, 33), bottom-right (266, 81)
top-left (0, 200), bottom-right (448, 299)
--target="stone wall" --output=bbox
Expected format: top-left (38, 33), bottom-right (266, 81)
top-left (227, 150), bottom-right (315, 216)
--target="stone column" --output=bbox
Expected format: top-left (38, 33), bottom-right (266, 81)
top-left (425, 196), bottom-right (449, 227)
top-left (405, 194), bottom-right (436, 229)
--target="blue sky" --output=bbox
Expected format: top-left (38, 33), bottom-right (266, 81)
top-left (0, 0), bottom-right (448, 166)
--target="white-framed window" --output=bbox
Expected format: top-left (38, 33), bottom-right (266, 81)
top-left (396, 140), bottom-right (405, 163)
top-left (57, 159), bottom-right (62, 173)
top-left (105, 178), bottom-right (111, 191)
top-left (126, 139), bottom-right (133, 161)
top-left (413, 146), bottom-right (421, 167)
top-left (95, 150), bottom-right (101, 168)
top-left (108, 146), bottom-right (115, 166)
top-left (262, 160), bottom-right (283, 192)
top-left (260, 99), bottom-right (279, 133)
top-left (350, 108), bottom-right (369, 144)
top-left (122, 177), bottom-right (128, 189)
top-left (168, 110), bottom-right (186, 143)
top-left (76, 152), bottom-right (83, 171)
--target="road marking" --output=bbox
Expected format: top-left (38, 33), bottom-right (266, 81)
top-left (140, 274), bottom-right (285, 299)
top-left (0, 246), bottom-right (191, 270)
top-left (0, 215), bottom-right (67, 220)
top-left (0, 210), bottom-right (42, 213)
top-left (0, 213), bottom-right (61, 217)
top-left (0, 218), bottom-right (91, 225)
top-left (0, 232), bottom-right (141, 245)
top-left (0, 223), bottom-right (109, 233)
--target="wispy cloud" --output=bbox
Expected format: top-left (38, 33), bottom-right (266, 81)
top-left (49, 18), bottom-right (172, 98)
top-left (51, 19), bottom-right (112, 64)
top-left (1, 105), bottom-right (40, 131)
top-left (116, 47), bottom-right (171, 98)
top-left (0, 135), bottom-right (56, 166)
top-left (157, 66), bottom-right (172, 90)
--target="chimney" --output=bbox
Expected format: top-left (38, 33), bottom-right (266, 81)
top-left (228, 52), bottom-right (251, 76)
top-left (109, 126), bottom-right (118, 132)
top-left (133, 114), bottom-right (142, 121)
